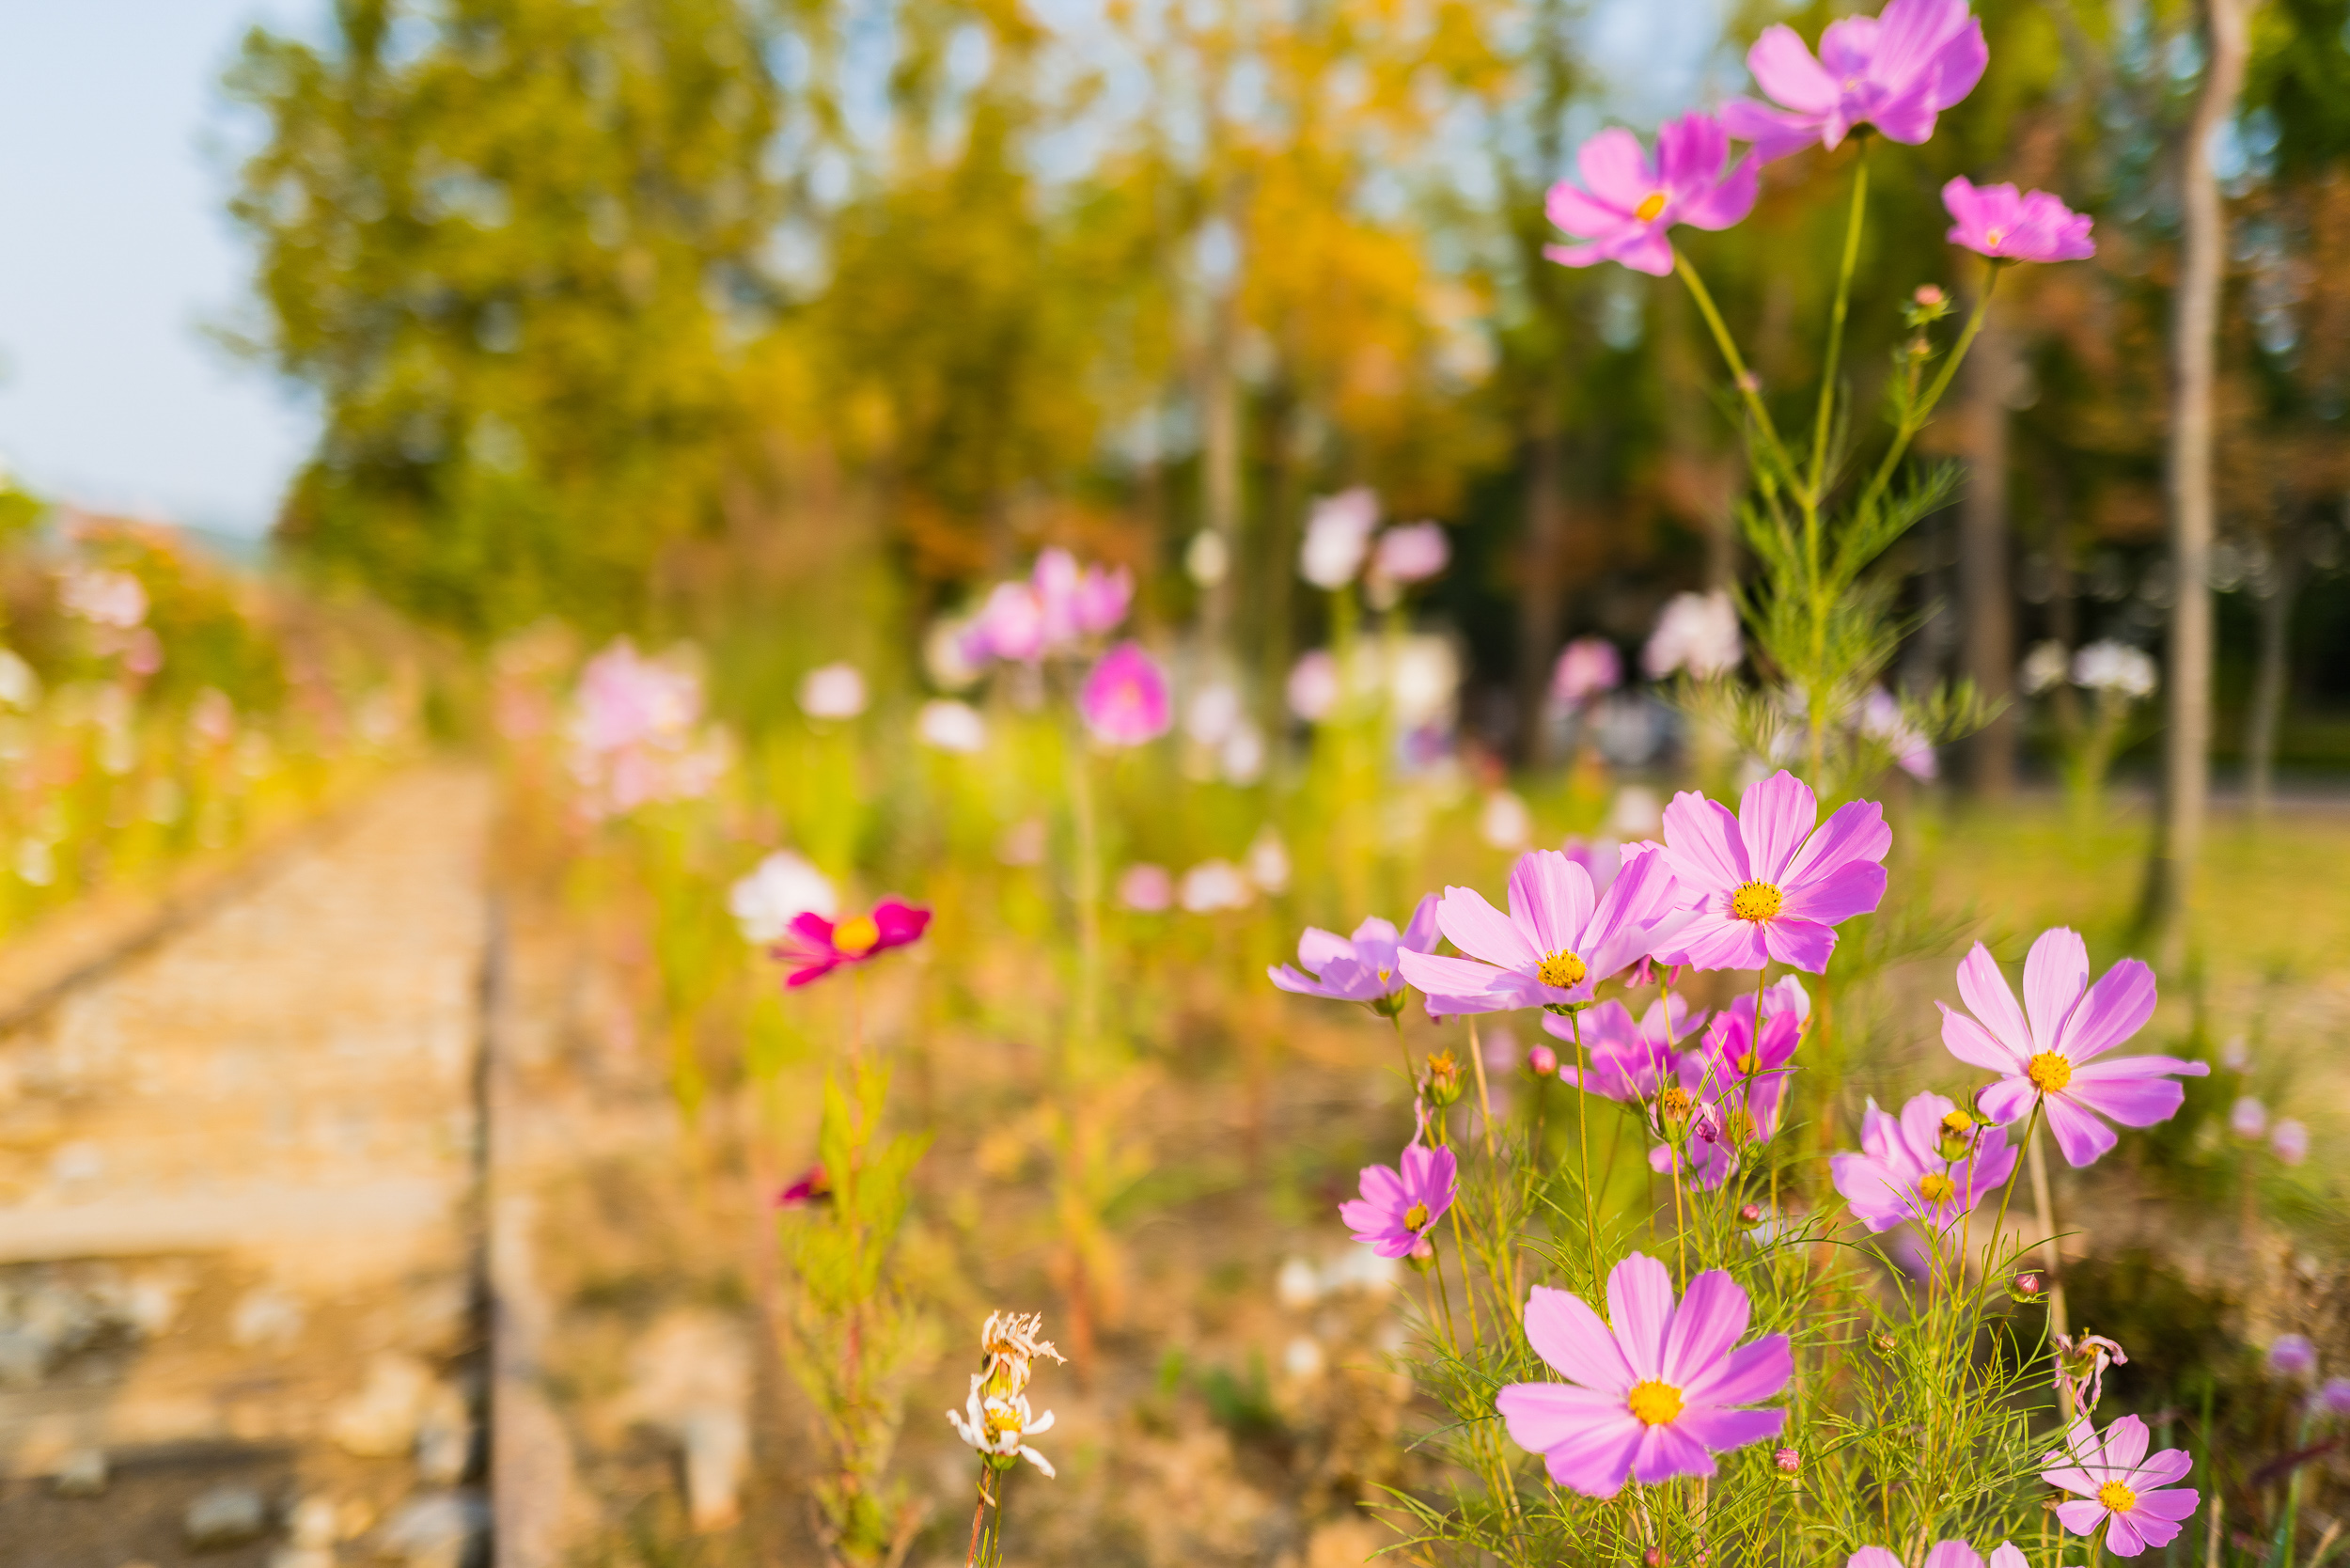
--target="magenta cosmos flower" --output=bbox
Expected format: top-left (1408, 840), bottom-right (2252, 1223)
top-left (2042, 1414), bottom-right (2200, 1557)
top-left (1544, 113), bottom-right (1758, 278)
top-left (1078, 641), bottom-right (1171, 745)
top-left (1398, 846), bottom-right (1688, 1012)
top-left (1720, 0), bottom-right (1987, 163)
top-left (1270, 895), bottom-right (1440, 1011)
top-left (1851, 1543), bottom-right (2029, 1568)
top-left (774, 900), bottom-right (932, 988)
top-left (1657, 770), bottom-right (1890, 973)
top-left (1339, 1140), bottom-right (1457, 1259)
top-left (1942, 177), bottom-right (2096, 263)
top-left (1939, 927), bottom-right (2206, 1168)
top-left (1497, 1253), bottom-right (1793, 1496)
top-left (1647, 980), bottom-right (1808, 1189)
top-left (1830, 1090), bottom-right (2018, 1233)
top-left (1032, 547), bottom-right (1133, 646)
top-left (1546, 992), bottom-right (1707, 1102)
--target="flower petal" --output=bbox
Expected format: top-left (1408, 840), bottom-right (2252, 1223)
top-left (1848, 1552), bottom-right (1906, 1568)
top-left (1922, 1541), bottom-right (1989, 1568)
top-left (1761, 916), bottom-right (1837, 973)
top-left (1747, 24), bottom-right (1841, 113)
top-left (1606, 1253), bottom-right (1678, 1381)
top-left (1673, 1402), bottom-right (1784, 1455)
top-left (2063, 1060), bottom-right (2188, 1127)
top-left (2054, 1499), bottom-right (2109, 1537)
top-left (1495, 1380), bottom-right (1632, 1451)
top-left (1975, 1074), bottom-right (2037, 1124)
top-left (1662, 790), bottom-right (1749, 892)
top-left (1782, 797), bottom-right (1891, 893)
top-left (1681, 1332), bottom-right (1792, 1407)
top-left (2129, 1484), bottom-right (2201, 1523)
top-left (2022, 927), bottom-right (2091, 1053)
top-left (1659, 1269), bottom-right (1751, 1386)
top-left (1660, 911), bottom-right (1770, 972)
top-left (1953, 943), bottom-right (2035, 1058)
top-left (2044, 1091), bottom-right (2120, 1168)
top-left (1435, 885), bottom-right (1543, 972)
top-left (1577, 127), bottom-right (1656, 209)
top-left (1737, 771), bottom-right (1818, 884)
top-left (1630, 1420), bottom-right (1717, 1484)
top-left (2058, 957), bottom-right (2158, 1063)
top-left (1397, 949), bottom-right (1521, 1011)
top-left (1523, 1284), bottom-right (1638, 1392)
top-left (2099, 1414), bottom-right (2151, 1470)
top-left (1779, 858), bottom-right (1888, 926)
top-left (1510, 850), bottom-right (1595, 960)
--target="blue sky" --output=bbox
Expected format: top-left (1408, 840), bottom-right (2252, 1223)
top-left (0, 2), bottom-right (313, 537)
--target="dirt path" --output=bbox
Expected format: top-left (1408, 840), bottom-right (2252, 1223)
top-left (0, 767), bottom-right (493, 1568)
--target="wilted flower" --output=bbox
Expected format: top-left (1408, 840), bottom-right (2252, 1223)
top-left (2020, 640), bottom-right (2070, 696)
top-left (2054, 1332), bottom-right (2130, 1414)
top-left (796, 662), bottom-right (868, 720)
top-left (1117, 863), bottom-right (1173, 913)
top-left (1400, 847), bottom-right (1689, 1012)
top-left (1301, 489), bottom-right (1379, 588)
top-left (1078, 642), bottom-right (1172, 745)
top-left (1287, 650), bottom-right (1341, 722)
top-left (1269, 896), bottom-right (1440, 1011)
top-left (1339, 1139), bottom-right (1457, 1259)
top-left (2230, 1096), bottom-right (2268, 1140)
top-left (1943, 178), bottom-right (2096, 263)
top-left (1178, 859), bottom-right (1252, 914)
top-left (916, 698), bottom-right (987, 754)
top-left (1643, 590), bottom-right (1743, 679)
top-left (773, 900), bottom-right (932, 988)
top-left (2272, 1119), bottom-right (2310, 1165)
top-left (1544, 114), bottom-right (1758, 278)
top-left (978, 1309), bottom-right (1067, 1394)
top-left (776, 1164), bottom-right (832, 1208)
top-left (1552, 637), bottom-right (1623, 708)
top-left (1371, 522), bottom-right (1450, 588)
top-left (728, 850), bottom-right (838, 945)
top-left (2072, 640), bottom-right (2157, 698)
top-left (2041, 1414), bottom-right (2199, 1557)
top-left (1497, 1254), bottom-right (1793, 1496)
top-left (1831, 1090), bottom-right (2018, 1232)
top-left (1721, 0), bottom-right (1987, 161)
top-left (1939, 927), bottom-right (2205, 1168)
top-left (2269, 1335), bottom-right (2318, 1380)
top-left (947, 1378), bottom-right (1058, 1477)
top-left (1655, 771), bottom-right (1890, 973)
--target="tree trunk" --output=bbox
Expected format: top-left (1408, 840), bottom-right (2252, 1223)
top-left (1198, 287), bottom-right (1242, 662)
top-left (1518, 411), bottom-right (1568, 765)
top-left (2245, 543), bottom-right (2299, 818)
top-left (1961, 315), bottom-right (2018, 796)
top-left (2147, 0), bottom-right (2251, 953)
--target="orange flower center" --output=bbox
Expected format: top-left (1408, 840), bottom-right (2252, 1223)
top-left (1918, 1172), bottom-right (1957, 1204)
top-left (833, 914), bottom-right (881, 955)
top-left (2098, 1481), bottom-right (2138, 1513)
top-left (1658, 1087), bottom-right (1693, 1120)
top-left (1635, 191), bottom-right (1668, 222)
top-left (1985, 227), bottom-right (2006, 247)
top-left (1627, 1379), bottom-right (1684, 1425)
top-left (2027, 1051), bottom-right (2073, 1093)
top-left (1731, 881), bottom-right (1783, 921)
top-left (1538, 949), bottom-right (1588, 989)
top-left (1403, 1201), bottom-right (1431, 1231)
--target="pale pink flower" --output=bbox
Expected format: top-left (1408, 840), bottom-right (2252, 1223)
top-left (1117, 863), bottom-right (1173, 913)
top-left (797, 662), bottom-right (867, 720)
top-left (1339, 1140), bottom-right (1456, 1259)
top-left (1655, 771), bottom-right (1890, 973)
top-left (1371, 522), bottom-right (1450, 587)
top-left (1399, 846), bottom-right (1689, 1011)
top-left (1301, 489), bottom-right (1379, 588)
top-left (1545, 114), bottom-right (1758, 278)
top-left (1943, 178), bottom-right (2096, 263)
top-left (1552, 637), bottom-right (1623, 708)
top-left (1849, 1543), bottom-right (2029, 1568)
top-left (2041, 1414), bottom-right (2199, 1557)
top-left (2272, 1119), bottom-right (2310, 1165)
top-left (1721, 0), bottom-right (1987, 162)
top-left (1078, 642), bottom-right (1171, 745)
top-left (1831, 1091), bottom-right (2018, 1233)
top-left (1643, 590), bottom-right (1743, 679)
top-left (1287, 650), bottom-right (1341, 722)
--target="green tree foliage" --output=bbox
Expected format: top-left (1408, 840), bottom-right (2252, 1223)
top-left (226, 0), bottom-right (787, 635)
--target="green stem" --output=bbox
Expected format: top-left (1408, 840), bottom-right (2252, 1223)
top-left (1808, 138), bottom-right (1872, 511)
top-left (1673, 247), bottom-right (1797, 484)
top-left (1856, 259), bottom-right (2005, 525)
top-left (1569, 1009), bottom-right (1604, 1290)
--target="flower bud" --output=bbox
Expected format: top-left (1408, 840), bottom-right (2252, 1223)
top-left (1528, 1043), bottom-right (1559, 1078)
top-left (1644, 1550), bottom-right (1666, 1568)
top-left (1408, 1233), bottom-right (1436, 1273)
top-left (1773, 1446), bottom-right (1800, 1474)
top-left (1915, 284), bottom-right (1947, 307)
top-left (2009, 1270), bottom-right (2047, 1304)
top-left (1422, 1050), bottom-right (1463, 1107)
top-left (1872, 1332), bottom-right (1896, 1356)
top-left (1739, 1201), bottom-right (1765, 1225)
top-left (1655, 1085), bottom-right (1693, 1131)
top-left (1936, 1109), bottom-right (1978, 1161)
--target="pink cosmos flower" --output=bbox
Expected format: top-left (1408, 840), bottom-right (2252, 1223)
top-left (1078, 641), bottom-right (1172, 745)
top-left (1560, 835), bottom-right (1623, 894)
top-left (1656, 770), bottom-right (1890, 973)
top-left (2273, 1119), bottom-right (2310, 1165)
top-left (1850, 1543), bottom-right (2029, 1568)
top-left (1301, 489), bottom-right (1380, 588)
top-left (1645, 590), bottom-right (1744, 679)
top-left (1496, 1253), bottom-right (1793, 1497)
top-left (1552, 637), bottom-right (1623, 708)
top-left (1545, 993), bottom-right (1707, 1103)
top-left (2055, 1331), bottom-right (2130, 1413)
top-left (1830, 1090), bottom-right (2017, 1233)
top-left (1398, 846), bottom-right (1689, 1012)
top-left (1339, 1140), bottom-right (1457, 1259)
top-left (1647, 981), bottom-right (1808, 1189)
top-left (2041, 1414), bottom-right (2200, 1557)
top-left (1545, 113), bottom-right (1759, 278)
top-left (1270, 896), bottom-right (1441, 1010)
top-left (1371, 522), bottom-right (1450, 587)
top-left (773, 900), bottom-right (932, 988)
top-left (1720, 0), bottom-right (1988, 163)
top-left (1938, 927), bottom-right (2207, 1168)
top-left (1033, 547), bottom-right (1134, 645)
top-left (964, 580), bottom-right (1047, 664)
top-left (1942, 178), bottom-right (2096, 263)
top-left (776, 1164), bottom-right (832, 1208)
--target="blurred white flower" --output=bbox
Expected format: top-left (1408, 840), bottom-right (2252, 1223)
top-left (1244, 827), bottom-right (1290, 894)
top-left (2231, 1096), bottom-right (2268, 1140)
top-left (2019, 640), bottom-right (2069, 696)
top-left (1117, 863), bottom-right (1173, 912)
top-left (1220, 721), bottom-right (1266, 785)
top-left (1299, 488), bottom-right (1379, 589)
top-left (1276, 1257), bottom-right (1320, 1309)
top-left (1480, 791), bottom-right (1531, 851)
top-left (15, 838), bottom-right (53, 887)
top-left (1607, 785), bottom-right (1663, 838)
top-left (997, 818), bottom-right (1048, 867)
top-left (1642, 590), bottom-right (1742, 679)
top-left (1184, 682), bottom-right (1243, 748)
top-left (0, 648), bottom-right (39, 710)
top-left (59, 566), bottom-right (148, 629)
top-left (1282, 1335), bottom-right (1326, 1380)
top-left (1179, 858), bottom-right (1252, 913)
top-left (2072, 640), bottom-right (2156, 698)
top-left (1184, 529), bottom-right (1230, 587)
top-left (797, 663), bottom-right (868, 720)
top-left (922, 618), bottom-right (983, 691)
top-left (1287, 651), bottom-right (1340, 723)
top-left (916, 698), bottom-right (986, 753)
top-left (1388, 635), bottom-right (1460, 729)
top-left (728, 851), bottom-right (838, 945)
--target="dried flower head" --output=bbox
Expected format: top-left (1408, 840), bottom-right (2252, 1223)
top-left (978, 1310), bottom-right (1066, 1398)
top-left (2054, 1332), bottom-right (2128, 1413)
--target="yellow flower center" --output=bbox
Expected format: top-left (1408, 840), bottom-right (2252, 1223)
top-left (1627, 1379), bottom-right (1684, 1426)
top-left (2027, 1051), bottom-right (2073, 1093)
top-left (1538, 949), bottom-right (1588, 989)
top-left (1731, 881), bottom-right (1783, 921)
top-left (1403, 1200), bottom-right (1431, 1231)
top-left (1985, 227), bottom-right (2006, 247)
top-left (833, 914), bottom-right (881, 955)
top-left (1941, 1110), bottom-right (1975, 1137)
top-left (1658, 1087), bottom-right (1693, 1120)
top-left (2097, 1481), bottom-right (2138, 1513)
top-left (1735, 1049), bottom-right (1760, 1076)
top-left (1635, 191), bottom-right (1668, 222)
top-left (1918, 1172), bottom-right (1957, 1204)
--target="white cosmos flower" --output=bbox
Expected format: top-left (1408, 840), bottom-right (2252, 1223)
top-left (945, 1375), bottom-right (1058, 1477)
top-left (728, 851), bottom-right (838, 944)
